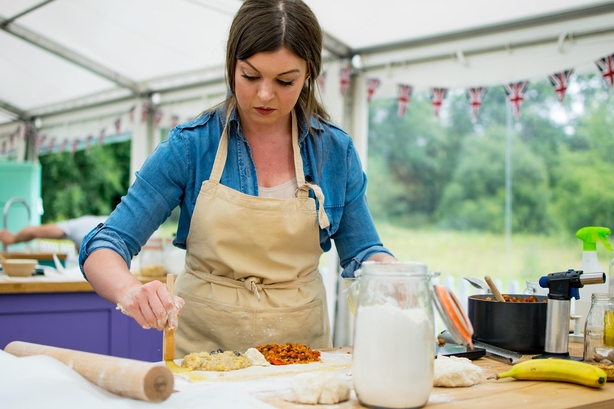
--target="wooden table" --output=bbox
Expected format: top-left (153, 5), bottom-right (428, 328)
top-left (256, 344), bottom-right (614, 409)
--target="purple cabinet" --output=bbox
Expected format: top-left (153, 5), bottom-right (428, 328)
top-left (0, 291), bottom-right (163, 362)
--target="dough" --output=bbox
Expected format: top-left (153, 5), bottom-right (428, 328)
top-left (433, 354), bottom-right (482, 387)
top-left (244, 348), bottom-right (271, 366)
top-left (283, 372), bottom-right (350, 405)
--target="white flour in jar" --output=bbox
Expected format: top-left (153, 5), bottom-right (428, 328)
top-left (353, 303), bottom-right (434, 409)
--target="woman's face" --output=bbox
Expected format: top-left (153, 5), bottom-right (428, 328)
top-left (234, 48), bottom-right (308, 128)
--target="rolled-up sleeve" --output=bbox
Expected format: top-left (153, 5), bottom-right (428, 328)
top-left (79, 128), bottom-right (189, 276)
top-left (331, 139), bottom-right (394, 278)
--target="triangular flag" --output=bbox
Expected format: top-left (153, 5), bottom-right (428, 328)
top-left (397, 84), bottom-right (413, 117)
top-left (430, 88), bottom-right (448, 118)
top-left (504, 81), bottom-right (529, 121)
top-left (595, 54), bottom-right (614, 91)
top-left (466, 87), bottom-right (488, 122)
top-left (340, 67), bottom-right (352, 97)
top-left (548, 69), bottom-right (573, 102)
top-left (317, 72), bottom-right (326, 94)
top-left (366, 78), bottom-right (380, 102)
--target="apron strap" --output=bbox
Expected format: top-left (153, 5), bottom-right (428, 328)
top-left (190, 268), bottom-right (321, 301)
top-left (211, 109), bottom-right (330, 229)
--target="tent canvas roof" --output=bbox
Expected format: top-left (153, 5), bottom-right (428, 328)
top-left (1, 0), bottom-right (613, 124)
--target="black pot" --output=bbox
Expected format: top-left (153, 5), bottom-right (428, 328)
top-left (467, 294), bottom-right (548, 354)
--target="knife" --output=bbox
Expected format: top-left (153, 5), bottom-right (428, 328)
top-left (438, 330), bottom-right (522, 365)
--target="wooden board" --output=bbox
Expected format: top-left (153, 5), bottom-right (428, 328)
top-left (254, 344), bottom-right (614, 409)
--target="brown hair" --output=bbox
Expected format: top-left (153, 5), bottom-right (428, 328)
top-left (223, 0), bottom-right (330, 131)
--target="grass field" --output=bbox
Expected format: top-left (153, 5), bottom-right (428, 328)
top-left (369, 222), bottom-right (612, 289)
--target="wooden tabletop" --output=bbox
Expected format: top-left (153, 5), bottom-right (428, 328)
top-left (256, 343), bottom-right (614, 409)
top-left (0, 275), bottom-right (166, 294)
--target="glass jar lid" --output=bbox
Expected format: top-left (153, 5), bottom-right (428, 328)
top-left (432, 284), bottom-right (474, 348)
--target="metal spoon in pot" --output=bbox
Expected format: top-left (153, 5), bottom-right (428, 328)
top-left (463, 277), bottom-right (491, 293)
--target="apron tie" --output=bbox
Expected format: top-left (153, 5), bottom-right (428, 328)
top-left (243, 276), bottom-right (262, 301)
top-left (297, 183), bottom-right (330, 229)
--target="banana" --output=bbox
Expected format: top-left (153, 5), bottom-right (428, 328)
top-left (494, 358), bottom-right (607, 388)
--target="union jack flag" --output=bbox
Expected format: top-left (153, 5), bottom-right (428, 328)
top-left (47, 137), bottom-right (56, 153)
top-left (397, 84), bottom-right (413, 117)
top-left (366, 78), bottom-right (380, 102)
top-left (595, 54), bottom-right (614, 91)
top-left (317, 72), bottom-right (326, 94)
top-left (58, 139), bottom-right (68, 153)
top-left (340, 67), bottom-right (352, 97)
top-left (154, 108), bottom-right (163, 127)
top-left (430, 88), bottom-right (448, 118)
top-left (171, 115), bottom-right (180, 129)
top-left (35, 134), bottom-right (46, 153)
top-left (85, 135), bottom-right (94, 155)
top-left (70, 138), bottom-right (79, 157)
top-left (504, 81), bottom-right (529, 121)
top-left (141, 102), bottom-right (149, 122)
top-left (129, 105), bottom-right (136, 122)
top-left (99, 128), bottom-right (106, 146)
top-left (466, 87), bottom-right (488, 122)
top-left (1, 141), bottom-right (6, 155)
top-left (548, 69), bottom-right (573, 102)
top-left (115, 118), bottom-right (122, 134)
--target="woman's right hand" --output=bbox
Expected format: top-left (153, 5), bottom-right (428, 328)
top-left (117, 280), bottom-right (185, 331)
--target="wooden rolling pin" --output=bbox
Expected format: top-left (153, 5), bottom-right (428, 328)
top-left (4, 341), bottom-right (174, 402)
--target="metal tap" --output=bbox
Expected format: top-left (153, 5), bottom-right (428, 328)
top-left (2, 197), bottom-right (31, 251)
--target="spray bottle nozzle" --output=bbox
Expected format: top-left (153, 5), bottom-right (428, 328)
top-left (576, 226), bottom-right (612, 252)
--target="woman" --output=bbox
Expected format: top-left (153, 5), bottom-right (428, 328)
top-left (80, 0), bottom-right (395, 356)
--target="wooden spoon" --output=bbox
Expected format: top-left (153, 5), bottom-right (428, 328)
top-left (484, 275), bottom-right (506, 302)
top-left (163, 274), bottom-right (175, 362)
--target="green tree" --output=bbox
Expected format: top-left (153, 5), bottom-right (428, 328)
top-left (38, 141), bottom-right (131, 222)
top-left (435, 126), bottom-right (552, 233)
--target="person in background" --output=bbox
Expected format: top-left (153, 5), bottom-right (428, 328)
top-left (1, 215), bottom-right (108, 252)
top-left (80, 0), bottom-right (396, 356)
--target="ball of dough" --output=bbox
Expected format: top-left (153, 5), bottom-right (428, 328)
top-left (283, 372), bottom-right (351, 404)
top-left (434, 354), bottom-right (482, 387)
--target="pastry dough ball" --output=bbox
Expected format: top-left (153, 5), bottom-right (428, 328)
top-left (283, 372), bottom-right (350, 404)
top-left (434, 354), bottom-right (482, 387)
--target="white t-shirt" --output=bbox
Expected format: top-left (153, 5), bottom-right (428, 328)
top-left (56, 216), bottom-right (108, 249)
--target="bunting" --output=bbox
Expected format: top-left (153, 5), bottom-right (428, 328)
top-left (171, 115), bottom-right (179, 129)
top-left (430, 88), bottom-right (448, 118)
top-left (504, 81), bottom-right (529, 121)
top-left (466, 87), bottom-right (488, 122)
top-left (317, 72), bottom-right (326, 93)
top-left (70, 139), bottom-right (79, 157)
top-left (397, 84), bottom-right (413, 117)
top-left (548, 69), bottom-right (573, 102)
top-left (366, 78), bottom-right (381, 102)
top-left (3, 52), bottom-right (614, 160)
top-left (99, 129), bottom-right (106, 146)
top-left (595, 54), bottom-right (614, 91)
top-left (340, 67), bottom-right (352, 97)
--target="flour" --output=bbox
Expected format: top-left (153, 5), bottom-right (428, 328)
top-left (283, 372), bottom-right (350, 405)
top-left (353, 303), bottom-right (434, 408)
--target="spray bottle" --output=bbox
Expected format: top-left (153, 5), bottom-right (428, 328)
top-left (574, 226), bottom-right (612, 333)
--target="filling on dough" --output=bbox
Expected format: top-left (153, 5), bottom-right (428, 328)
top-left (254, 343), bottom-right (322, 365)
top-left (181, 349), bottom-right (252, 371)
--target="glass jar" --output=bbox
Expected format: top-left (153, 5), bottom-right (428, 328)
top-left (583, 293), bottom-right (614, 364)
top-left (352, 262), bottom-right (435, 409)
top-left (139, 236), bottom-right (165, 277)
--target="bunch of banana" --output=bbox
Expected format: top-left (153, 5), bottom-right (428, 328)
top-left (492, 358), bottom-right (607, 388)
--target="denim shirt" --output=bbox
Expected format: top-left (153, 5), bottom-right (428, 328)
top-left (79, 107), bottom-right (393, 278)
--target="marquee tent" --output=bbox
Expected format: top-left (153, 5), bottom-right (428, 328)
top-left (1, 0), bottom-right (613, 164)
top-left (1, 0), bottom-right (613, 345)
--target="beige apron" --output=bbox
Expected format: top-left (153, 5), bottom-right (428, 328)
top-left (174, 111), bottom-right (332, 356)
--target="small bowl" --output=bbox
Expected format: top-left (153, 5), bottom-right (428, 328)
top-left (1, 258), bottom-right (38, 277)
